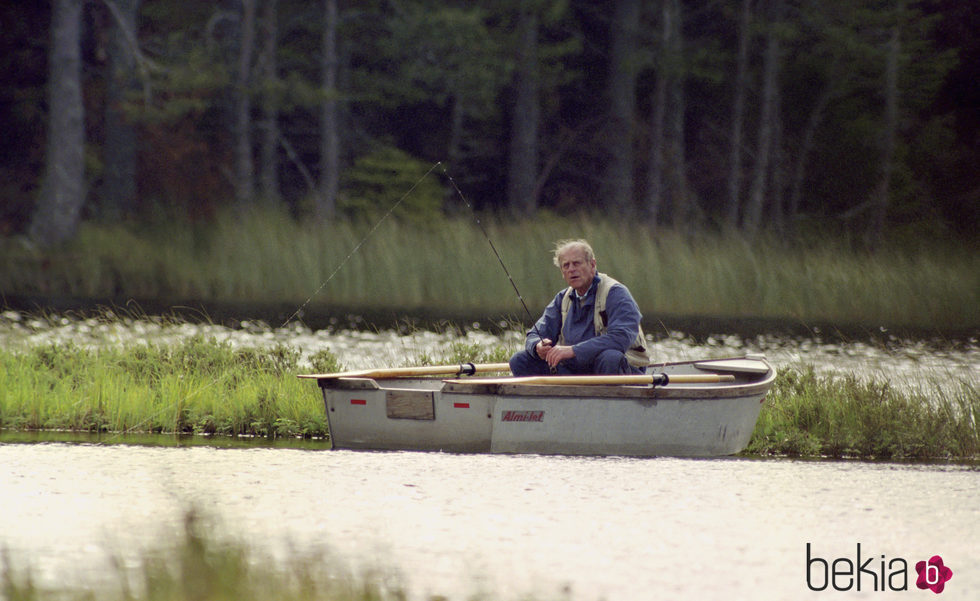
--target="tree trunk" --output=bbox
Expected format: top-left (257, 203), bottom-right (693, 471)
top-left (442, 94), bottom-right (465, 213)
top-left (102, 0), bottom-right (141, 222)
top-left (234, 0), bottom-right (257, 207)
top-left (866, 16), bottom-right (901, 251)
top-left (601, 0), bottom-right (640, 217)
top-left (30, 0), bottom-right (85, 247)
top-left (258, 0), bottom-right (280, 206)
top-left (644, 54), bottom-right (667, 224)
top-left (665, 0), bottom-right (690, 228)
top-left (507, 7), bottom-right (539, 216)
top-left (787, 73), bottom-right (838, 229)
top-left (743, 0), bottom-right (782, 235)
top-left (317, 0), bottom-right (339, 221)
top-left (725, 0), bottom-right (751, 227)
top-left (769, 83), bottom-right (786, 232)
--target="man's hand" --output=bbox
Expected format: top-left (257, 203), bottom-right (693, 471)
top-left (537, 338), bottom-right (574, 368)
top-left (535, 338), bottom-right (553, 360)
top-left (544, 344), bottom-right (575, 368)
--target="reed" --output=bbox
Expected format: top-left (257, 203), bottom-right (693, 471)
top-left (747, 366), bottom-right (980, 460)
top-left (1, 335), bottom-right (977, 460)
top-left (0, 337), bottom-right (332, 438)
top-left (1, 510), bottom-right (417, 601)
top-left (0, 328), bottom-right (516, 439)
top-left (2, 209), bottom-right (976, 329)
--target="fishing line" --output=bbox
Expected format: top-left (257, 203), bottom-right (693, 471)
top-left (439, 163), bottom-right (546, 341)
top-left (280, 160), bottom-right (443, 328)
top-left (98, 164), bottom-right (443, 444)
top-left (96, 162), bottom-right (542, 444)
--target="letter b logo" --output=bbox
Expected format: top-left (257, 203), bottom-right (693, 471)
top-left (916, 555), bottom-right (953, 594)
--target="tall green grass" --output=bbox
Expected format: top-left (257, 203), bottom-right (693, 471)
top-left (0, 329), bottom-right (515, 439)
top-left (0, 337), bottom-right (335, 438)
top-left (2, 209), bottom-right (976, 329)
top-left (1, 510), bottom-right (417, 601)
top-left (747, 367), bottom-right (980, 460)
top-left (1, 336), bottom-right (977, 459)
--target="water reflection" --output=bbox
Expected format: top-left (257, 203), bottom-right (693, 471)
top-left (0, 429), bottom-right (331, 450)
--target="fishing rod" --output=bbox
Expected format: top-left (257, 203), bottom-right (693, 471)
top-left (280, 160), bottom-right (442, 329)
top-left (439, 163), bottom-right (548, 344)
top-left (281, 160), bottom-right (547, 346)
top-left (99, 164), bottom-right (447, 443)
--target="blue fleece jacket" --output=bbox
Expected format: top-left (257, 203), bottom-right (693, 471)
top-left (523, 274), bottom-right (643, 365)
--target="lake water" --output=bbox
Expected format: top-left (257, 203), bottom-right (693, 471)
top-left (1, 312), bottom-right (978, 599)
top-left (1, 444), bottom-right (978, 600)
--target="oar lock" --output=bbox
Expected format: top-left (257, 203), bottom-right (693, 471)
top-left (456, 362), bottom-right (479, 377)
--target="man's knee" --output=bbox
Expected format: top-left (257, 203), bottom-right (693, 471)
top-left (593, 349), bottom-right (633, 375)
top-left (510, 350), bottom-right (548, 376)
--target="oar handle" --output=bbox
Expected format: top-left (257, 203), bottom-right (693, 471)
top-left (299, 362), bottom-right (512, 380)
top-left (447, 373), bottom-right (736, 386)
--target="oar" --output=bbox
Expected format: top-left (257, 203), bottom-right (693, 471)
top-left (298, 362), bottom-right (512, 380)
top-left (446, 373), bottom-right (735, 386)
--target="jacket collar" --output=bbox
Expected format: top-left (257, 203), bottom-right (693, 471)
top-left (573, 274), bottom-right (600, 301)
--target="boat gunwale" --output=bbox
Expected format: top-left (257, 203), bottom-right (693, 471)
top-left (317, 356), bottom-right (776, 401)
top-left (442, 377), bottom-right (774, 400)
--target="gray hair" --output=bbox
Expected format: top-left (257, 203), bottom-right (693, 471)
top-left (552, 239), bottom-right (595, 267)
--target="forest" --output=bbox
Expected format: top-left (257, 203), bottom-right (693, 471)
top-left (1, 0), bottom-right (978, 251)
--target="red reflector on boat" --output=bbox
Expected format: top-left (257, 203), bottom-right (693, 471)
top-left (350, 399), bottom-right (367, 405)
top-left (453, 402), bottom-right (470, 409)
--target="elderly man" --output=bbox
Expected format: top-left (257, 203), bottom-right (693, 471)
top-left (509, 239), bottom-right (650, 376)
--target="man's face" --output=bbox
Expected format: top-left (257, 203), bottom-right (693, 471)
top-left (558, 248), bottom-right (597, 294)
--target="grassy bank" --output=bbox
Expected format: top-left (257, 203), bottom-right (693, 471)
top-left (2, 210), bottom-right (977, 330)
top-left (746, 367), bottom-right (979, 460)
top-left (0, 337), bottom-right (334, 439)
top-left (1, 337), bottom-right (976, 460)
top-left (0, 330), bottom-right (511, 440)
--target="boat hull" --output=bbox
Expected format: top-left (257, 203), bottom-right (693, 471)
top-left (314, 356), bottom-right (775, 457)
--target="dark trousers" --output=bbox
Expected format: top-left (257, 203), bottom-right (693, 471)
top-left (509, 348), bottom-right (644, 376)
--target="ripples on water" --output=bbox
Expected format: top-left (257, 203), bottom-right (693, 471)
top-left (1, 444), bottom-right (978, 600)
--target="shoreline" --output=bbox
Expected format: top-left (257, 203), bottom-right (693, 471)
top-left (4, 294), bottom-right (977, 345)
top-left (1, 429), bottom-right (977, 466)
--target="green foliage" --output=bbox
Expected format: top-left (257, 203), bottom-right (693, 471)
top-left (3, 325), bottom-right (977, 460)
top-left (1, 211), bottom-right (977, 328)
top-left (0, 337), bottom-right (327, 439)
top-left (309, 349), bottom-right (344, 373)
top-left (338, 146), bottom-right (444, 224)
top-left (4, 0), bottom-right (978, 238)
top-left (746, 367), bottom-right (980, 460)
top-left (439, 337), bottom-right (513, 365)
top-left (0, 510), bottom-right (413, 601)
top-left (382, 3), bottom-right (508, 109)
